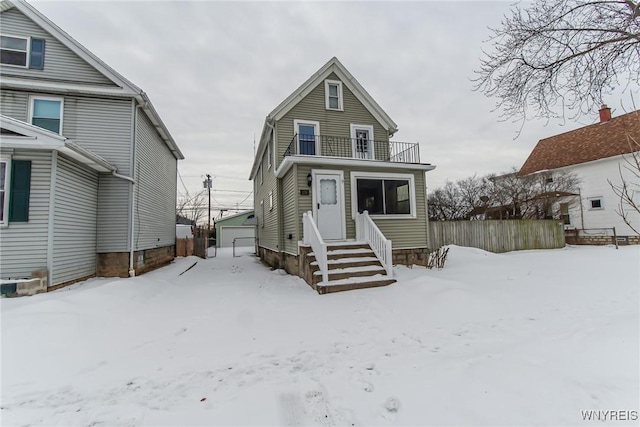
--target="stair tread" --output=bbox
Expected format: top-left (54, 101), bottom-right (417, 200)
top-left (318, 274), bottom-right (394, 287)
top-left (310, 256), bottom-right (379, 266)
top-left (313, 265), bottom-right (385, 275)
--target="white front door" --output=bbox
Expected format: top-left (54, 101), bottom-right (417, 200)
top-left (314, 171), bottom-right (345, 240)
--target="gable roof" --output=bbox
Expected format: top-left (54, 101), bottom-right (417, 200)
top-left (1, 0), bottom-right (184, 160)
top-left (249, 57), bottom-right (398, 178)
top-left (1, 114), bottom-right (115, 172)
top-left (519, 110), bottom-right (640, 175)
top-left (268, 57), bottom-right (398, 132)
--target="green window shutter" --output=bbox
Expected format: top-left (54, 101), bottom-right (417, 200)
top-left (9, 160), bottom-right (31, 222)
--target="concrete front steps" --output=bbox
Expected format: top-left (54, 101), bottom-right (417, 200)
top-left (306, 242), bottom-right (396, 294)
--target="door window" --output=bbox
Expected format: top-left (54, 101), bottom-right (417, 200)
top-left (320, 178), bottom-right (337, 205)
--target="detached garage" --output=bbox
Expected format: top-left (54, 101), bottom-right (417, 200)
top-left (215, 211), bottom-right (256, 248)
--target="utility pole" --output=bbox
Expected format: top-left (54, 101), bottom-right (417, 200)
top-left (203, 174), bottom-right (212, 245)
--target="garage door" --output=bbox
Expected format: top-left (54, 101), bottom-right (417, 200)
top-left (219, 226), bottom-right (255, 248)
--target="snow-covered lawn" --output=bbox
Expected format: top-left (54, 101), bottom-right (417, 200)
top-left (1, 245), bottom-right (638, 426)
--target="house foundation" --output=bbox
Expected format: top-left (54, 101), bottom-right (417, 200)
top-left (97, 245), bottom-right (175, 277)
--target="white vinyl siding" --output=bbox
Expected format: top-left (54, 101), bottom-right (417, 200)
top-left (51, 153), bottom-right (98, 285)
top-left (134, 109), bottom-right (177, 250)
top-left (0, 150), bottom-right (51, 280)
top-left (0, 8), bottom-right (115, 85)
top-left (65, 97), bottom-right (133, 253)
top-left (0, 90), bottom-right (29, 121)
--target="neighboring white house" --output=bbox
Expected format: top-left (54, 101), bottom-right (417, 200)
top-left (519, 105), bottom-right (639, 244)
top-left (0, 0), bottom-right (184, 295)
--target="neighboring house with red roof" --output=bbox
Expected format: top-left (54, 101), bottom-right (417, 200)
top-left (519, 105), bottom-right (640, 243)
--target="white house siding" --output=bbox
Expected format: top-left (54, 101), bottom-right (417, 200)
top-left (561, 156), bottom-right (640, 236)
top-left (0, 149), bottom-right (51, 280)
top-left (0, 8), bottom-right (115, 86)
top-left (62, 96), bottom-right (133, 173)
top-left (0, 90), bottom-right (28, 121)
top-left (65, 96), bottom-right (135, 253)
top-left (275, 72), bottom-right (388, 168)
top-left (51, 153), bottom-right (98, 285)
top-left (134, 110), bottom-right (177, 250)
top-left (295, 163), bottom-right (429, 252)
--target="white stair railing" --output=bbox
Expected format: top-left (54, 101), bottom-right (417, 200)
top-left (302, 211), bottom-right (328, 283)
top-left (355, 211), bottom-right (393, 277)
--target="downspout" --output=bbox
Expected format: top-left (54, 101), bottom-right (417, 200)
top-left (129, 103), bottom-right (140, 277)
top-left (113, 101), bottom-right (141, 277)
top-left (110, 165), bottom-right (137, 277)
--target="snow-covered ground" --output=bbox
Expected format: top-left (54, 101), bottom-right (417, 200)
top-left (1, 245), bottom-right (638, 426)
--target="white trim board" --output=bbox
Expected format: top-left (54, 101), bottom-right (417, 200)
top-left (275, 155), bottom-right (436, 179)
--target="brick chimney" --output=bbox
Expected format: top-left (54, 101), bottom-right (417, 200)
top-left (599, 104), bottom-right (612, 122)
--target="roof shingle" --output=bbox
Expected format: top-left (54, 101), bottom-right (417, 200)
top-left (519, 110), bottom-right (640, 175)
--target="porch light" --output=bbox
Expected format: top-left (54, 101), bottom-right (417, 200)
top-left (307, 173), bottom-right (312, 187)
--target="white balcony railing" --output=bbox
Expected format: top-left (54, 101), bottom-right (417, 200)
top-left (355, 211), bottom-right (393, 277)
top-left (302, 211), bottom-right (328, 283)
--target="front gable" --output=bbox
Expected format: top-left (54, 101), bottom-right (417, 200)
top-left (0, 7), bottom-right (117, 86)
top-left (278, 72), bottom-right (389, 150)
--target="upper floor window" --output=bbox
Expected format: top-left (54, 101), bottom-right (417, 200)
top-left (588, 197), bottom-right (603, 210)
top-left (30, 96), bottom-right (63, 134)
top-left (267, 140), bottom-right (272, 169)
top-left (324, 80), bottom-right (343, 111)
top-left (1, 35), bottom-right (45, 69)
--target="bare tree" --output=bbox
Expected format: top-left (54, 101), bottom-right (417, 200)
top-left (176, 190), bottom-right (208, 226)
top-left (429, 168), bottom-right (580, 221)
top-left (520, 171), bottom-right (581, 219)
top-left (428, 181), bottom-right (465, 221)
top-left (474, 0), bottom-right (640, 127)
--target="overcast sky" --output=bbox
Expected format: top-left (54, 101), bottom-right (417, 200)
top-left (31, 0), bottom-right (637, 217)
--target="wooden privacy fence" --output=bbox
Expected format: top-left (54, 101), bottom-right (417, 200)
top-left (429, 220), bottom-right (565, 253)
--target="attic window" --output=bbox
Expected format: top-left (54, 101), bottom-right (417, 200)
top-left (0, 35), bottom-right (45, 69)
top-left (325, 80), bottom-right (343, 111)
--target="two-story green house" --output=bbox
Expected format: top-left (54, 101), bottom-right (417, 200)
top-left (249, 57), bottom-right (436, 293)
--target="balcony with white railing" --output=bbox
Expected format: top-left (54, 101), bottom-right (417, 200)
top-left (284, 134), bottom-right (420, 164)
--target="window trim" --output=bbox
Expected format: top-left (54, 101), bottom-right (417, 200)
top-left (260, 200), bottom-right (264, 228)
top-left (350, 123), bottom-right (375, 160)
top-left (350, 171), bottom-right (416, 219)
top-left (29, 95), bottom-right (64, 135)
top-left (293, 119), bottom-right (321, 156)
top-left (588, 196), bottom-right (604, 211)
top-left (1, 34), bottom-right (29, 68)
top-left (324, 79), bottom-right (343, 111)
top-left (0, 156), bottom-right (11, 227)
top-left (269, 190), bottom-right (273, 211)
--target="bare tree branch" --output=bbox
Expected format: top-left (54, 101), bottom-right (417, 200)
top-left (474, 0), bottom-right (640, 127)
